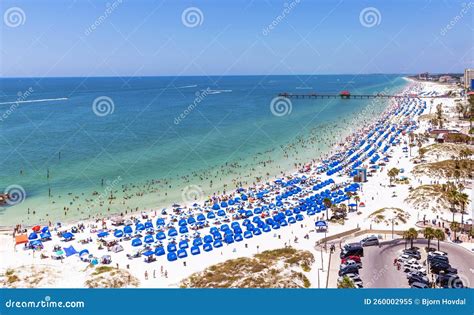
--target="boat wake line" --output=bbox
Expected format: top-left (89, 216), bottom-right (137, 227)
top-left (0, 97), bottom-right (69, 106)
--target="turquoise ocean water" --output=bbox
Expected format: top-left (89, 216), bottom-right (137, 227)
top-left (0, 75), bottom-right (408, 226)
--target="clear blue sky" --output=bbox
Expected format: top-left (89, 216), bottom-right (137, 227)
top-left (1, 0), bottom-right (473, 77)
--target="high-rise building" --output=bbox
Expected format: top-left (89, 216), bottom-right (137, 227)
top-left (464, 68), bottom-right (474, 89)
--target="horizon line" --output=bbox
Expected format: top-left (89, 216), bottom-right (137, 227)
top-left (0, 72), bottom-right (465, 80)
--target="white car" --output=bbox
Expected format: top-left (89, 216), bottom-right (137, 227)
top-left (340, 259), bottom-right (360, 270)
top-left (404, 264), bottom-right (426, 274)
top-left (403, 258), bottom-right (418, 268)
top-left (338, 273), bottom-right (361, 282)
top-left (397, 254), bottom-right (411, 262)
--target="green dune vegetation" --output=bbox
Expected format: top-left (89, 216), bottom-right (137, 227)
top-left (413, 158), bottom-right (474, 180)
top-left (85, 266), bottom-right (140, 288)
top-left (369, 207), bottom-right (410, 226)
top-left (406, 182), bottom-right (469, 222)
top-left (180, 248), bottom-right (314, 288)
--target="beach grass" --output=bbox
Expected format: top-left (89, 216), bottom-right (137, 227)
top-left (180, 247), bottom-right (314, 288)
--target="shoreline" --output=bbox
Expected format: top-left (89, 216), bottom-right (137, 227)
top-left (0, 78), bottom-right (410, 231)
top-left (0, 77), bottom-right (413, 233)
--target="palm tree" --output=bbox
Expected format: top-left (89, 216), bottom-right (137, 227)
top-left (455, 102), bottom-right (464, 118)
top-left (387, 168), bottom-right (400, 186)
top-left (403, 228), bottom-right (418, 249)
top-left (450, 222), bottom-right (461, 242)
top-left (457, 192), bottom-right (469, 226)
top-left (354, 195), bottom-right (360, 212)
top-left (346, 192), bottom-right (353, 209)
top-left (423, 227), bottom-right (435, 250)
top-left (323, 198), bottom-right (332, 221)
top-left (433, 229), bottom-right (445, 251)
top-left (408, 132), bottom-right (415, 156)
top-left (446, 189), bottom-right (460, 223)
top-left (337, 275), bottom-right (355, 288)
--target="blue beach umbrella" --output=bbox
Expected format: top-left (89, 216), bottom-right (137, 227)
top-left (131, 238), bottom-right (142, 247)
top-left (167, 243), bottom-right (177, 252)
top-left (28, 232), bottom-right (38, 240)
top-left (156, 231), bottom-right (166, 240)
top-left (243, 231), bottom-right (253, 239)
top-left (203, 243), bottom-right (213, 252)
top-left (144, 235), bottom-right (154, 244)
top-left (155, 247), bottom-right (165, 256)
top-left (191, 246), bottom-right (200, 255)
top-left (179, 240), bottom-right (189, 249)
top-left (207, 211), bottom-right (216, 219)
top-left (167, 252), bottom-right (177, 262)
top-left (97, 231), bottom-right (109, 238)
top-left (168, 228), bottom-right (178, 237)
top-left (177, 249), bottom-right (188, 258)
top-left (193, 238), bottom-right (203, 246)
top-left (203, 235), bottom-right (213, 243)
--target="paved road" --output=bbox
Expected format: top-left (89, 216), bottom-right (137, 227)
top-left (359, 239), bottom-right (474, 288)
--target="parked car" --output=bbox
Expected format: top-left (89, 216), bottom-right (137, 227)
top-left (428, 251), bottom-right (447, 259)
top-left (340, 259), bottom-right (361, 270)
top-left (360, 235), bottom-right (379, 247)
top-left (339, 264), bottom-right (360, 276)
top-left (338, 273), bottom-right (361, 282)
top-left (430, 262), bottom-right (455, 274)
top-left (404, 264), bottom-right (427, 274)
top-left (341, 255), bottom-right (362, 264)
top-left (403, 249), bottom-right (421, 260)
top-left (397, 254), bottom-right (412, 263)
top-left (406, 270), bottom-right (428, 279)
top-left (428, 255), bottom-right (449, 264)
top-left (408, 274), bottom-right (430, 285)
top-left (411, 281), bottom-right (429, 289)
top-left (337, 274), bottom-right (363, 288)
top-left (340, 243), bottom-right (364, 258)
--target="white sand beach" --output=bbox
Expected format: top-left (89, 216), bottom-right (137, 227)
top-left (1, 79), bottom-right (472, 288)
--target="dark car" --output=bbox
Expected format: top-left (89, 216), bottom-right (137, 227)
top-left (340, 243), bottom-right (364, 258)
top-left (428, 255), bottom-right (449, 264)
top-left (430, 262), bottom-right (453, 274)
top-left (411, 282), bottom-right (429, 289)
top-left (436, 274), bottom-right (464, 288)
top-left (408, 274), bottom-right (430, 285)
top-left (338, 264), bottom-right (360, 277)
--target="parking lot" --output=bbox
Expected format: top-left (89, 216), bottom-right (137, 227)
top-left (331, 236), bottom-right (474, 288)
